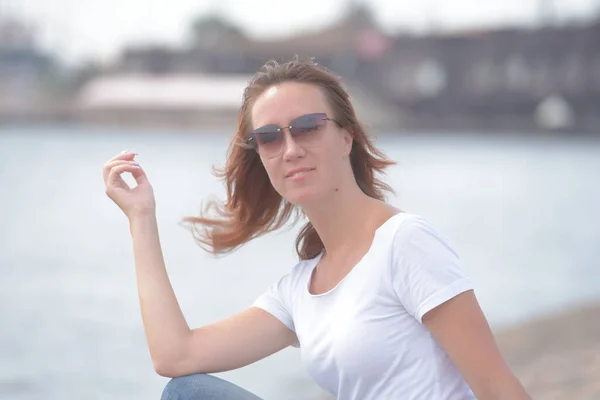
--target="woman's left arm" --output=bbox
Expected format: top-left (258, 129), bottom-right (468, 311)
top-left (422, 290), bottom-right (532, 400)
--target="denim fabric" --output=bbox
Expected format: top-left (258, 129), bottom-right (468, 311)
top-left (161, 374), bottom-right (264, 400)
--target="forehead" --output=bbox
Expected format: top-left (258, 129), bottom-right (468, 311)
top-left (251, 82), bottom-right (331, 129)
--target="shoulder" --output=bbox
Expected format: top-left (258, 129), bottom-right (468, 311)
top-left (271, 251), bottom-right (323, 292)
top-left (291, 251), bottom-right (322, 279)
top-left (384, 213), bottom-right (472, 321)
top-left (380, 212), bottom-right (461, 266)
top-left (390, 213), bottom-right (455, 250)
top-left (253, 254), bottom-right (320, 311)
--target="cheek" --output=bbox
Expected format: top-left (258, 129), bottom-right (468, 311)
top-left (261, 159), bottom-right (283, 189)
top-left (324, 132), bottom-right (350, 159)
top-left (314, 149), bottom-right (344, 182)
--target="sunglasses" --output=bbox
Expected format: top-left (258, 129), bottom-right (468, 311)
top-left (244, 112), bottom-right (340, 158)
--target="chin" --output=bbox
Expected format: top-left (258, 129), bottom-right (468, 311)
top-left (283, 192), bottom-right (315, 207)
top-left (283, 186), bottom-right (328, 208)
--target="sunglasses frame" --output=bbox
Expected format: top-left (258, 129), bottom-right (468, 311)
top-left (242, 112), bottom-right (340, 151)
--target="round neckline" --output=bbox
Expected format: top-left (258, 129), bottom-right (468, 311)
top-left (305, 212), bottom-right (406, 297)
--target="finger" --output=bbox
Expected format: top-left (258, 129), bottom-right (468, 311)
top-left (103, 159), bottom-right (139, 183)
top-left (128, 162), bottom-right (149, 186)
top-left (105, 151), bottom-right (137, 165)
top-left (107, 163), bottom-right (142, 188)
top-left (102, 160), bottom-right (138, 181)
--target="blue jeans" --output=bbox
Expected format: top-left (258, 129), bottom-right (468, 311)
top-left (161, 374), bottom-right (264, 400)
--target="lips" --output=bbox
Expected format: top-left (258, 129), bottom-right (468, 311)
top-left (285, 168), bottom-right (315, 178)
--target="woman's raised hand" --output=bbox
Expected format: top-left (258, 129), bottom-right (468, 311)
top-left (103, 151), bottom-right (156, 219)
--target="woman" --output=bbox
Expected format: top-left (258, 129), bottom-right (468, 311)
top-left (103, 58), bottom-right (531, 400)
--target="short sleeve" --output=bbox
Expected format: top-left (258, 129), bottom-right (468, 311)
top-left (391, 216), bottom-right (474, 323)
top-left (252, 274), bottom-right (300, 347)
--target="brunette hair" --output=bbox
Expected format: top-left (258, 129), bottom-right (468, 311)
top-left (183, 57), bottom-right (396, 260)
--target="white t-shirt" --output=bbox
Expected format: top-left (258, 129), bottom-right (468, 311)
top-left (252, 212), bottom-right (476, 400)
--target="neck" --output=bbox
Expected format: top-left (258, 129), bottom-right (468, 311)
top-left (303, 180), bottom-right (383, 258)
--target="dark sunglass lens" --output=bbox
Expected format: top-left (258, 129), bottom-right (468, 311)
top-left (291, 113), bottom-right (325, 135)
top-left (252, 125), bottom-right (283, 156)
top-left (254, 125), bottom-right (280, 144)
top-left (256, 131), bottom-right (279, 144)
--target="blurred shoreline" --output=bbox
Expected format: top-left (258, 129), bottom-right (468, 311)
top-left (496, 300), bottom-right (600, 399)
top-left (0, 104), bottom-right (596, 136)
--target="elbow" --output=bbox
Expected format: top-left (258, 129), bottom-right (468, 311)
top-left (153, 356), bottom-right (196, 378)
top-left (153, 354), bottom-right (188, 378)
top-left (151, 332), bottom-right (196, 377)
top-left (155, 360), bottom-right (192, 378)
top-left (154, 359), bottom-right (178, 378)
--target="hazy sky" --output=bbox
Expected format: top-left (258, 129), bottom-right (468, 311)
top-left (1, 0), bottom-right (598, 64)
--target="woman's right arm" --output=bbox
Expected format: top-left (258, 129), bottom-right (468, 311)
top-left (130, 214), bottom-right (296, 377)
top-left (104, 151), bottom-right (297, 378)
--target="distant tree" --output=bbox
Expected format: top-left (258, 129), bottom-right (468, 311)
top-left (341, 0), bottom-right (378, 29)
top-left (0, 17), bottom-right (36, 50)
top-left (187, 14), bottom-right (246, 49)
top-left (68, 59), bottom-right (103, 91)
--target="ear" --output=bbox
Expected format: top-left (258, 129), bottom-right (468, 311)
top-left (341, 128), bottom-right (353, 157)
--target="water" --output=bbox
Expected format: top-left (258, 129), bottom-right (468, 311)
top-left (1, 125), bottom-right (599, 399)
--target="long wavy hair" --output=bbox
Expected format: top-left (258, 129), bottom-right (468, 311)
top-left (183, 57), bottom-right (396, 260)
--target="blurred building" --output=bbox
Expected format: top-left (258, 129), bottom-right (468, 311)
top-left (361, 21), bottom-right (600, 133)
top-left (0, 17), bottom-right (70, 123)
top-left (77, 6), bottom-right (403, 132)
top-left (77, 6), bottom-right (600, 134)
top-left (77, 73), bottom-right (250, 129)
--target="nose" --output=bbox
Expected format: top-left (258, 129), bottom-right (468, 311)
top-left (281, 129), bottom-right (305, 159)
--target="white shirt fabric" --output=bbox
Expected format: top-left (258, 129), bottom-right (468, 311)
top-left (252, 212), bottom-right (476, 400)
